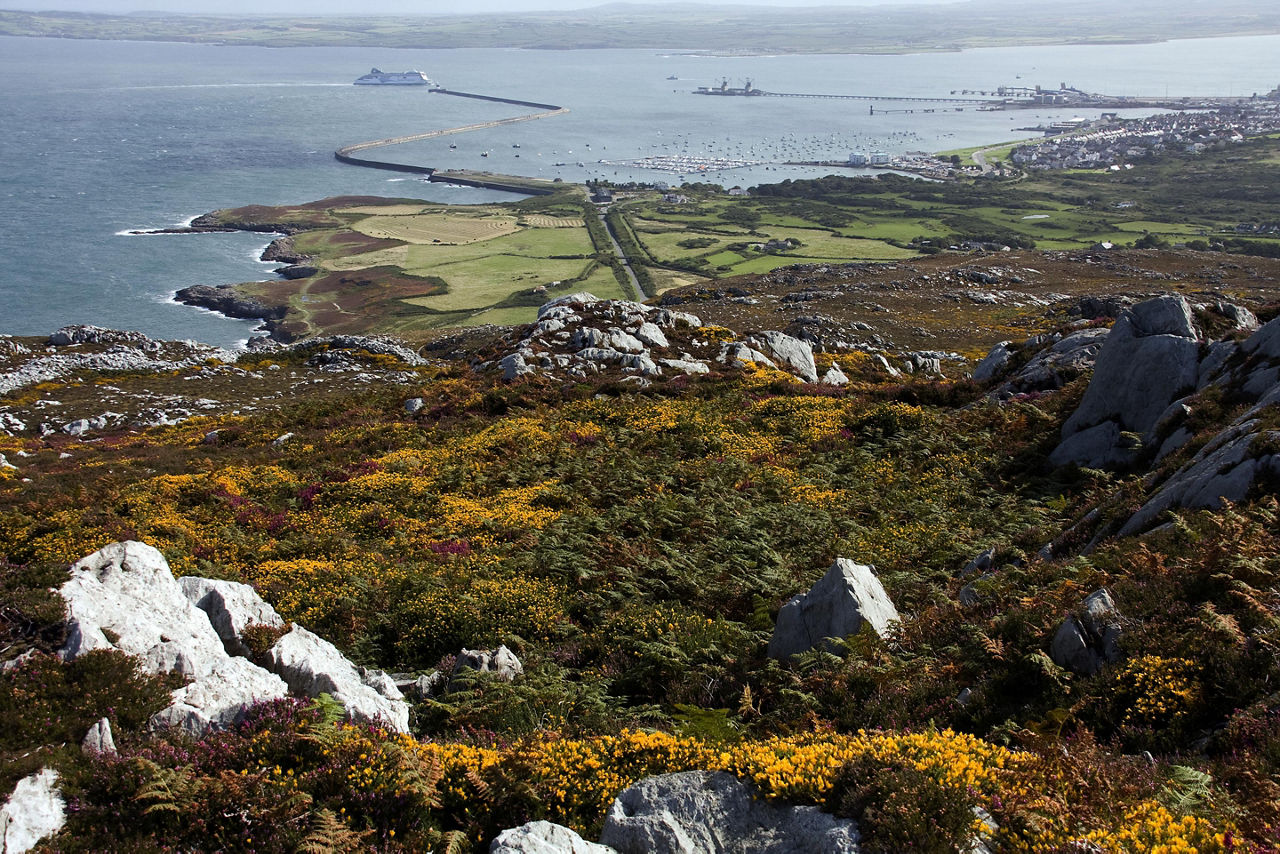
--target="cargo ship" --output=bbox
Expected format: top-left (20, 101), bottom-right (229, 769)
top-left (354, 68), bottom-right (435, 86)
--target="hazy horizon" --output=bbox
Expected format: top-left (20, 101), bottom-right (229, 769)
top-left (1, 0), bottom-right (977, 14)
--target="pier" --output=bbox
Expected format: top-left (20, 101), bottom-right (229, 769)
top-left (333, 89), bottom-right (570, 195)
top-left (762, 91), bottom-right (998, 105)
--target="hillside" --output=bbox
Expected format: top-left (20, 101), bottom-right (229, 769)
top-left (4, 280), bottom-right (1280, 850)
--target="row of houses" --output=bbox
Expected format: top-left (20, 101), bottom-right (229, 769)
top-left (1009, 103), bottom-right (1280, 170)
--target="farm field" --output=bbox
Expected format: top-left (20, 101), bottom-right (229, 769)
top-left (194, 192), bottom-right (609, 340)
top-left (189, 136), bottom-right (1280, 341)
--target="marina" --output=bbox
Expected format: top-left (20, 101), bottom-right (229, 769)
top-left (597, 154), bottom-right (767, 174)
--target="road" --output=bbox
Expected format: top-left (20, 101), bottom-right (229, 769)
top-left (598, 210), bottom-right (643, 301)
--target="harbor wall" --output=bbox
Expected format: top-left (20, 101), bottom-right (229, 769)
top-left (333, 88), bottom-right (568, 195)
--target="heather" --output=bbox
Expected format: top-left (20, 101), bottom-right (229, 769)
top-left (3, 336), bottom-right (1280, 850)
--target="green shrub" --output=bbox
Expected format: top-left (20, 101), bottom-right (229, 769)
top-left (827, 752), bottom-right (978, 854)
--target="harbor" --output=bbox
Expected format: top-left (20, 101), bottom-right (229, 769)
top-left (333, 87), bottom-right (570, 194)
top-left (692, 78), bottom-right (1267, 112)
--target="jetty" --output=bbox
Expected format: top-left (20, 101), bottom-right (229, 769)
top-left (762, 91), bottom-right (995, 105)
top-left (333, 88), bottom-right (569, 195)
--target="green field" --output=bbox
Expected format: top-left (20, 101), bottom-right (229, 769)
top-left (607, 135), bottom-right (1280, 275)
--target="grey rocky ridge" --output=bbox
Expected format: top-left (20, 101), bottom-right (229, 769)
top-left (479, 292), bottom-right (856, 386)
top-left (976, 293), bottom-right (1280, 538)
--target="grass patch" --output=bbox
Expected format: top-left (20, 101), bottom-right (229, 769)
top-left (403, 255), bottom-right (593, 311)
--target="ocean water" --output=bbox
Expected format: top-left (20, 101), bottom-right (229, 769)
top-left (2, 33), bottom-right (1278, 347)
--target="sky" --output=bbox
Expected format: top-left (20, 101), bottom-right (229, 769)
top-left (4, 0), bottom-right (968, 13)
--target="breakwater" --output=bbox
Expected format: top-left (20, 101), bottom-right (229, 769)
top-left (333, 89), bottom-right (569, 194)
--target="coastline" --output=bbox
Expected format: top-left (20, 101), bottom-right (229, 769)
top-left (4, 10), bottom-right (1280, 57)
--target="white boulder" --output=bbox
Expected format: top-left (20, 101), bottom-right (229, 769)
top-left (821, 362), bottom-right (849, 386)
top-left (0, 769), bottom-right (65, 854)
top-left (60, 542), bottom-right (227, 679)
top-left (153, 656), bottom-right (293, 735)
top-left (265, 625), bottom-right (409, 733)
top-left (490, 821), bottom-right (616, 854)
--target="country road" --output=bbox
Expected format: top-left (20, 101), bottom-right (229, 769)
top-left (599, 211), bottom-right (643, 301)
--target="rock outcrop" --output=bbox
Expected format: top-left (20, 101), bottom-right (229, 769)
top-left (179, 576), bottom-right (285, 658)
top-left (490, 821), bottom-right (616, 854)
top-left (265, 625), bottom-right (410, 733)
top-left (174, 284), bottom-right (286, 321)
top-left (57, 542), bottom-right (409, 735)
top-left (1120, 425), bottom-right (1280, 536)
top-left (0, 769), bottom-right (66, 854)
top-left (1050, 589), bottom-right (1124, 676)
top-left (59, 542), bottom-right (290, 733)
top-left (480, 293), bottom-right (871, 386)
top-left (0, 330), bottom-right (240, 399)
top-left (598, 771), bottom-right (860, 854)
top-left (1051, 296), bottom-right (1200, 468)
top-left (768, 558), bottom-right (899, 659)
top-left (1026, 303), bottom-right (1280, 536)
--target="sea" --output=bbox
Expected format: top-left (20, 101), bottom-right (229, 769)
top-left (2, 33), bottom-right (1279, 347)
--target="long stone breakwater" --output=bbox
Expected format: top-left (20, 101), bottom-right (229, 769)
top-left (334, 88), bottom-right (569, 195)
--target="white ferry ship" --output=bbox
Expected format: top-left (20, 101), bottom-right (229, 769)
top-left (354, 68), bottom-right (435, 86)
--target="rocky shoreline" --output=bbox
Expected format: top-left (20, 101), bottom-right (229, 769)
top-left (142, 219), bottom-right (316, 342)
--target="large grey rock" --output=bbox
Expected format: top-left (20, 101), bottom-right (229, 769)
top-left (0, 769), bottom-right (65, 854)
top-left (1049, 589), bottom-right (1123, 676)
top-left (747, 331), bottom-right (819, 383)
top-left (598, 771), bottom-right (859, 854)
top-left (178, 576), bottom-right (284, 658)
top-left (1050, 421), bottom-right (1138, 470)
top-left (768, 558), bottom-right (899, 659)
top-left (1052, 296), bottom-right (1200, 468)
top-left (490, 821), bottom-right (617, 854)
top-left (501, 352), bottom-right (534, 381)
top-left (1119, 427), bottom-right (1280, 535)
top-left (972, 341), bottom-right (1014, 383)
top-left (1241, 313), bottom-right (1280, 360)
top-left (1004, 328), bottom-right (1109, 393)
top-left (265, 625), bottom-right (409, 733)
top-left (634, 322), bottom-right (670, 349)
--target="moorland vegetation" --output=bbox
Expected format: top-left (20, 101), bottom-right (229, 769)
top-left (4, 310), bottom-right (1280, 849)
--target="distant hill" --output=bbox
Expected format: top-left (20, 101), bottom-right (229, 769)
top-left (2, 0), bottom-right (1279, 53)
